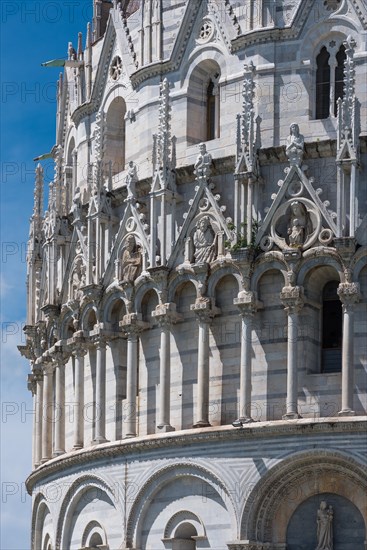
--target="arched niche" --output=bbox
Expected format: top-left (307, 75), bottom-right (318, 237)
top-left (211, 273), bottom-right (240, 425)
top-left (104, 97), bottom-right (126, 177)
top-left (127, 464), bottom-right (235, 549)
top-left (287, 492), bottom-right (365, 549)
top-left (186, 59), bottom-right (221, 144)
top-left (241, 450), bottom-right (367, 545)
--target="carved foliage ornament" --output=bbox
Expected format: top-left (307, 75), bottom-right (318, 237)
top-left (110, 56), bottom-right (123, 81)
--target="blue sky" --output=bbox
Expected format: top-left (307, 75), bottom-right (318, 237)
top-left (1, 2), bottom-right (93, 547)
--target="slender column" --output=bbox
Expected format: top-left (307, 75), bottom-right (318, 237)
top-left (73, 344), bottom-right (87, 449)
top-left (350, 162), bottom-right (357, 236)
top-left (246, 177), bottom-right (254, 244)
top-left (329, 58), bottom-right (337, 117)
top-left (336, 162), bottom-right (344, 237)
top-left (34, 371), bottom-right (43, 467)
top-left (280, 286), bottom-right (304, 419)
top-left (93, 338), bottom-right (108, 444)
top-left (27, 374), bottom-right (37, 468)
top-left (120, 314), bottom-right (149, 438)
top-left (191, 302), bottom-right (217, 428)
top-left (53, 361), bottom-right (66, 456)
top-left (337, 283), bottom-right (360, 415)
top-left (41, 363), bottom-right (54, 462)
top-left (234, 292), bottom-right (257, 422)
top-left (152, 303), bottom-right (181, 432)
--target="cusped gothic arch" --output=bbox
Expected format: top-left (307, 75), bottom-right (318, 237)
top-left (241, 449), bottom-right (367, 544)
top-left (56, 474), bottom-right (122, 550)
top-left (126, 462), bottom-right (238, 547)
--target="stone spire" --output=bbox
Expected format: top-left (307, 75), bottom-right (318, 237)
top-left (236, 62), bottom-right (258, 175)
top-left (337, 35), bottom-right (358, 159)
top-left (32, 164), bottom-right (44, 237)
top-left (152, 78), bottom-right (176, 191)
top-left (234, 62), bottom-right (260, 244)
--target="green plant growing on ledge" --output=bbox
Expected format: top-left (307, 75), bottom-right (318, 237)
top-left (225, 220), bottom-right (260, 251)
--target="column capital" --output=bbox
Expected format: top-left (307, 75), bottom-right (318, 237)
top-left (72, 342), bottom-right (89, 358)
top-left (337, 282), bottom-right (360, 307)
top-left (120, 313), bottom-right (150, 337)
top-left (190, 299), bottom-right (220, 323)
top-left (152, 302), bottom-right (182, 327)
top-left (234, 291), bottom-right (258, 316)
top-left (280, 285), bottom-right (304, 313)
top-left (27, 373), bottom-right (37, 395)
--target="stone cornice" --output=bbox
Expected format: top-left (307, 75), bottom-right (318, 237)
top-left (25, 417), bottom-right (367, 494)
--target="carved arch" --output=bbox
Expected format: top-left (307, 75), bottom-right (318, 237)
top-left (126, 462), bottom-right (238, 547)
top-left (297, 254), bottom-right (343, 286)
top-left (250, 255), bottom-right (288, 292)
top-left (207, 266), bottom-right (242, 298)
top-left (32, 494), bottom-right (53, 550)
top-left (351, 247), bottom-right (367, 281)
top-left (241, 449), bottom-right (367, 543)
top-left (167, 273), bottom-right (200, 303)
top-left (56, 474), bottom-right (121, 550)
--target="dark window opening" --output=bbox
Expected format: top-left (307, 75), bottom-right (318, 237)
top-left (321, 281), bottom-right (342, 373)
top-left (206, 77), bottom-right (218, 141)
top-left (316, 47), bottom-right (331, 119)
top-left (334, 44), bottom-right (346, 115)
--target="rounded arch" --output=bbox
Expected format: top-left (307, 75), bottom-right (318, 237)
top-left (59, 311), bottom-right (75, 340)
top-left (207, 266), bottom-right (242, 298)
top-left (32, 494), bottom-right (54, 550)
top-left (168, 273), bottom-right (199, 304)
top-left (81, 520), bottom-right (107, 548)
top-left (351, 247), bottom-right (367, 282)
top-left (80, 304), bottom-right (98, 332)
top-left (56, 475), bottom-right (122, 550)
top-left (186, 57), bottom-right (222, 144)
top-left (297, 255), bottom-right (343, 287)
top-left (164, 510), bottom-right (206, 539)
top-left (101, 291), bottom-right (127, 326)
top-left (134, 281), bottom-right (161, 315)
top-left (299, 21), bottom-right (360, 62)
top-left (251, 257), bottom-right (288, 293)
top-left (126, 462), bottom-right (238, 547)
top-left (182, 47), bottom-right (227, 88)
top-left (103, 94), bottom-right (127, 176)
top-left (241, 449), bottom-right (367, 544)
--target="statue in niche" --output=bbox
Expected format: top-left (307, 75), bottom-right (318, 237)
top-left (71, 186), bottom-right (82, 221)
top-left (121, 234), bottom-right (142, 282)
top-left (316, 501), bottom-right (333, 550)
top-left (71, 258), bottom-right (86, 299)
top-left (125, 161), bottom-right (138, 200)
top-left (286, 123), bottom-right (304, 166)
top-left (194, 143), bottom-right (212, 177)
top-left (287, 201), bottom-right (311, 247)
top-left (193, 216), bottom-right (216, 264)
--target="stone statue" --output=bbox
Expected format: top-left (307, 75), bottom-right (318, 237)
top-left (316, 501), bottom-right (333, 550)
top-left (121, 234), bottom-right (142, 282)
top-left (287, 201), bottom-right (311, 247)
top-left (193, 216), bottom-right (216, 264)
top-left (286, 123), bottom-right (304, 166)
top-left (194, 143), bottom-right (212, 177)
top-left (126, 161), bottom-right (138, 200)
top-left (71, 186), bottom-right (82, 221)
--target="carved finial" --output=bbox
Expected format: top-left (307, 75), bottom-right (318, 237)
top-left (337, 35), bottom-right (357, 154)
top-left (152, 78), bottom-right (176, 190)
top-left (32, 164), bottom-right (44, 236)
top-left (86, 22), bottom-right (92, 48)
top-left (68, 42), bottom-right (76, 61)
top-left (77, 32), bottom-right (83, 60)
top-left (235, 62), bottom-right (258, 176)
